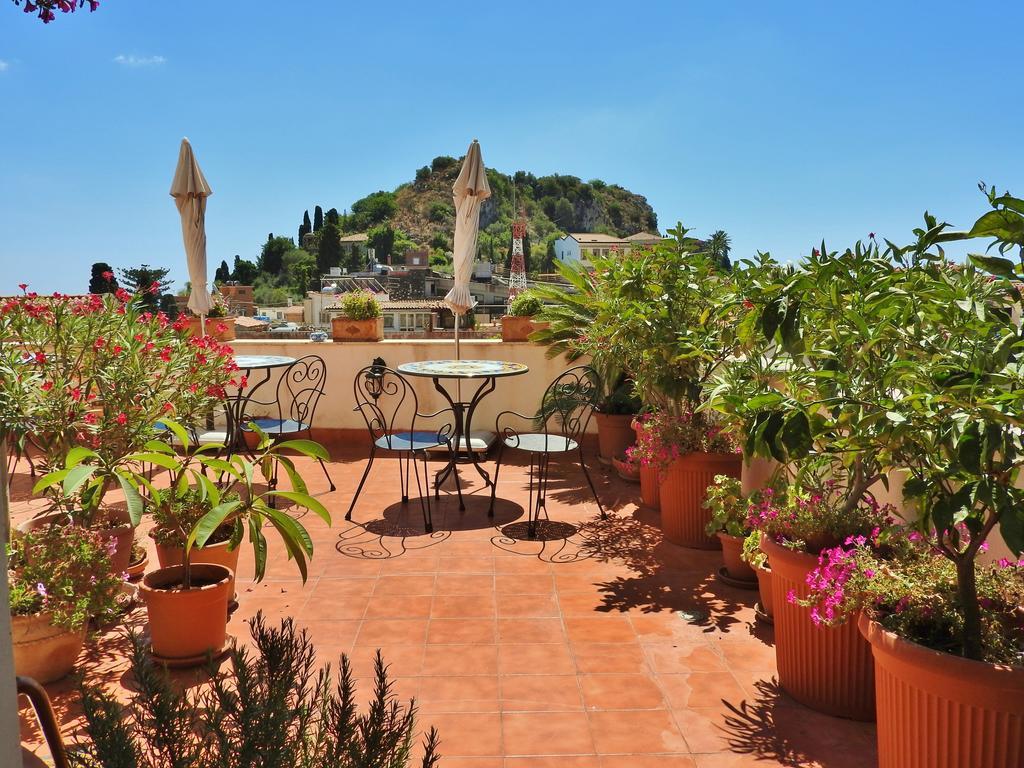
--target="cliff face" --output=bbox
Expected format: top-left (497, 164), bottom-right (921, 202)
top-left (356, 157), bottom-right (659, 254)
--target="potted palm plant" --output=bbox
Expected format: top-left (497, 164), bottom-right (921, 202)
top-left (331, 290), bottom-right (383, 341)
top-left (8, 524), bottom-right (123, 683)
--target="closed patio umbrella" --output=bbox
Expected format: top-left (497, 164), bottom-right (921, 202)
top-left (445, 139), bottom-right (491, 361)
top-left (170, 138), bottom-right (213, 330)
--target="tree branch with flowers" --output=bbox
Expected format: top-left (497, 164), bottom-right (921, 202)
top-left (11, 0), bottom-right (98, 24)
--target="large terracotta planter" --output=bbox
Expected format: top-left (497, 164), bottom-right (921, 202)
top-left (741, 456), bottom-right (780, 496)
top-left (500, 315), bottom-right (548, 342)
top-left (718, 532), bottom-right (757, 582)
top-left (332, 315), bottom-right (383, 342)
top-left (860, 614), bottom-right (1024, 768)
top-left (139, 563), bottom-right (233, 662)
top-left (633, 420), bottom-right (660, 510)
top-left (18, 512), bottom-right (134, 577)
top-left (11, 613), bottom-right (86, 684)
top-left (659, 452), bottom-right (741, 549)
top-left (594, 412), bottom-right (636, 465)
top-left (755, 564), bottom-right (774, 619)
top-left (150, 531), bottom-right (240, 594)
top-left (762, 537), bottom-right (875, 720)
top-left (184, 315), bottom-right (236, 342)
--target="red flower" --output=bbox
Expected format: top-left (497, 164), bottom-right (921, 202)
top-left (149, 281), bottom-right (161, 294)
top-left (114, 288), bottom-right (132, 303)
top-left (83, 412), bottom-right (97, 425)
top-left (93, 337), bottom-right (105, 350)
top-left (34, 351), bottom-right (46, 364)
top-left (162, 402), bottom-right (174, 413)
top-left (102, 271), bottom-right (114, 281)
top-left (159, 347), bottom-right (172, 362)
top-left (18, 283), bottom-right (28, 291)
top-left (115, 412), bottom-right (128, 425)
top-left (70, 387), bottom-right (82, 402)
top-left (742, 299), bottom-right (754, 309)
top-left (40, 381), bottom-right (53, 392)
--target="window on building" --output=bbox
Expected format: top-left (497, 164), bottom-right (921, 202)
top-left (383, 316), bottom-right (394, 329)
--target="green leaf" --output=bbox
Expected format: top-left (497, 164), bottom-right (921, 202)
top-left (62, 464), bottom-right (97, 497)
top-left (885, 411), bottom-right (907, 424)
top-left (273, 439), bottom-right (330, 461)
top-left (780, 411), bottom-right (812, 457)
top-left (275, 456), bottom-right (308, 496)
top-left (125, 452), bottom-right (181, 470)
top-left (268, 491), bottom-right (332, 526)
top-left (248, 517), bottom-right (268, 582)
top-left (968, 253), bottom-right (1017, 279)
top-left (158, 419), bottom-right (191, 450)
top-left (189, 501), bottom-right (241, 549)
top-left (33, 468), bottom-right (69, 495)
top-left (65, 446), bottom-right (96, 469)
top-left (746, 392), bottom-right (783, 410)
top-left (115, 473), bottom-right (144, 526)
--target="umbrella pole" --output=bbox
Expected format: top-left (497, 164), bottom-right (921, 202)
top-left (200, 314), bottom-right (206, 336)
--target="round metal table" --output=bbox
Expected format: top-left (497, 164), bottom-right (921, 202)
top-left (397, 359), bottom-right (528, 508)
top-left (228, 355), bottom-right (297, 455)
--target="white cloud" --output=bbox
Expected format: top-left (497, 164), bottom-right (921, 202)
top-left (113, 54), bottom-right (166, 68)
top-left (0, 60), bottom-right (9, 73)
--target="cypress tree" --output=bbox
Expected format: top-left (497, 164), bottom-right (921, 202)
top-left (313, 205), bottom-right (324, 232)
top-left (299, 210), bottom-right (311, 245)
top-left (214, 259), bottom-right (231, 283)
top-left (317, 222), bottom-right (343, 274)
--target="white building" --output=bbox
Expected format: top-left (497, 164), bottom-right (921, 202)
top-left (552, 231), bottom-right (666, 265)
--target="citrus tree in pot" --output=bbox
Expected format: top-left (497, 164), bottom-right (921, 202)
top-left (592, 225), bottom-right (742, 546)
top-left (532, 259), bottom-right (642, 464)
top-left (0, 284), bottom-right (237, 571)
top-left (8, 524), bottom-right (122, 683)
top-left (331, 290), bottom-right (383, 341)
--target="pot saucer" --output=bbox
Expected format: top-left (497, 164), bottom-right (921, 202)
top-left (145, 633), bottom-right (235, 669)
top-left (754, 602), bottom-right (774, 625)
top-left (716, 566), bottom-right (759, 590)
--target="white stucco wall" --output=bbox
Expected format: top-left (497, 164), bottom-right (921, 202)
top-left (553, 236), bottom-right (581, 265)
top-left (229, 338), bottom-right (594, 434)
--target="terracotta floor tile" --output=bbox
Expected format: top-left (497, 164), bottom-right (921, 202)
top-left (629, 613), bottom-right (713, 645)
top-left (432, 594), bottom-right (497, 618)
top-left (588, 710), bottom-right (689, 755)
top-left (346, 644), bottom-right (425, 679)
top-left (496, 593), bottom-right (560, 618)
top-left (507, 758), bottom-right (602, 768)
top-left (600, 757), bottom-right (697, 768)
top-left (306, 575), bottom-right (377, 596)
top-left (497, 618), bottom-right (565, 644)
top-left (298, 593), bottom-right (369, 620)
top-left (564, 617), bottom-right (638, 646)
top-left (374, 573), bottom-right (436, 595)
top-left (354, 618), bottom-right (429, 646)
top-left (717, 640), bottom-right (777, 672)
top-left (420, 713), bottom-right (503, 756)
top-left (297, 619), bottom-right (361, 650)
top-left (495, 574), bottom-right (555, 593)
top-left (438, 556), bottom-right (495, 573)
top-left (363, 593), bottom-right (433, 619)
top-left (502, 711), bottom-right (596, 756)
top-left (643, 644), bottom-right (728, 674)
top-left (572, 644), bottom-right (650, 675)
top-left (499, 643), bottom-right (577, 676)
top-left (657, 673), bottom-right (748, 710)
top-left (416, 675), bottom-right (500, 713)
top-left (494, 557), bottom-right (552, 575)
top-left (437, 573), bottom-right (496, 594)
top-left (427, 618), bottom-right (497, 644)
top-left (579, 674), bottom-right (665, 710)
top-left (501, 674), bottom-right (584, 712)
top-left (669, 707), bottom-right (732, 754)
top-left (422, 645), bottom-right (499, 676)
top-left (557, 591), bottom-right (612, 616)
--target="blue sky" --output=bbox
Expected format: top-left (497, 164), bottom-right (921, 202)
top-left (1, 1), bottom-right (1022, 294)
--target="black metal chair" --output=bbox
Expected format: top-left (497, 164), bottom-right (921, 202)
top-left (239, 355), bottom-right (335, 492)
top-left (346, 364), bottom-right (459, 533)
top-left (490, 365), bottom-right (605, 538)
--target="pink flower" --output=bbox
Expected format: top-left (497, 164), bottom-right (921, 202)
top-left (115, 412), bottom-right (127, 425)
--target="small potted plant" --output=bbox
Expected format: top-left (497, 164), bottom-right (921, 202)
top-left (331, 291), bottom-right (383, 341)
top-left (704, 474), bottom-right (757, 587)
top-left (184, 291), bottom-right (236, 342)
top-left (501, 291), bottom-right (547, 342)
top-left (125, 535), bottom-right (148, 581)
top-left (8, 524), bottom-right (123, 683)
top-left (742, 529), bottom-right (773, 621)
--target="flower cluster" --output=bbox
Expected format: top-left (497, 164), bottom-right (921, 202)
top-left (8, 524), bottom-right (124, 630)
top-left (627, 409), bottom-right (739, 473)
top-left (747, 481), bottom-right (895, 555)
top-left (799, 529), bottom-right (1024, 664)
top-left (704, 474), bottom-right (785, 538)
top-left (13, 0), bottom-right (98, 23)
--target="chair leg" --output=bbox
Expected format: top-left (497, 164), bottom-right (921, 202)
top-left (398, 452), bottom-right (409, 503)
top-left (414, 450), bottom-right (433, 533)
top-left (317, 457), bottom-right (336, 492)
top-left (579, 446), bottom-right (605, 518)
top-left (488, 443), bottom-right (505, 518)
top-left (345, 448), bottom-right (376, 521)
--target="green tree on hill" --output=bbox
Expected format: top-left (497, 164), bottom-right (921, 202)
top-left (259, 235), bottom-right (294, 275)
top-left (298, 210), bottom-right (312, 245)
top-left (318, 221), bottom-right (343, 274)
top-left (214, 259), bottom-right (231, 283)
top-left (706, 230), bottom-right (732, 270)
top-left (347, 191), bottom-right (396, 232)
top-left (88, 262), bottom-right (118, 294)
top-left (313, 205), bottom-right (323, 232)
top-left (231, 255), bottom-right (259, 285)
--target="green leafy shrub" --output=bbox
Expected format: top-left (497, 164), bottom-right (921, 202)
top-left (506, 292), bottom-right (542, 317)
top-left (149, 488), bottom-right (239, 549)
top-left (71, 613), bottom-right (441, 768)
top-left (338, 291), bottom-right (382, 320)
top-left (8, 524), bottom-right (124, 630)
top-left (741, 530), bottom-right (768, 569)
top-left (703, 475), bottom-right (746, 537)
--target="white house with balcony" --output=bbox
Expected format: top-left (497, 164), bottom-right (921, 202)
top-left (553, 231), bottom-right (666, 265)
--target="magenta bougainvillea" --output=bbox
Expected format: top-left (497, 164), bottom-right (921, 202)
top-left (11, 0), bottom-right (98, 24)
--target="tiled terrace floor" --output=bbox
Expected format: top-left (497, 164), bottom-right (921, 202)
top-left (15, 439), bottom-right (877, 767)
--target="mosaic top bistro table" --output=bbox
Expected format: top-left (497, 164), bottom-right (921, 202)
top-left (396, 359), bottom-right (528, 509)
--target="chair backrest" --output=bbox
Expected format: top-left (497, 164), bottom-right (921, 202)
top-left (274, 355), bottom-right (328, 429)
top-left (537, 365), bottom-right (601, 444)
top-left (352, 365), bottom-right (425, 449)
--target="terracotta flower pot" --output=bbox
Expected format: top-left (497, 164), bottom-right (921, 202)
top-left (612, 456), bottom-right (641, 483)
top-left (755, 564), bottom-right (774, 619)
top-left (633, 421), bottom-right (660, 510)
top-left (500, 315), bottom-right (548, 342)
top-left (762, 537), bottom-right (875, 720)
top-left (185, 315), bottom-right (236, 342)
top-left (718, 532), bottom-right (757, 582)
top-left (11, 612), bottom-right (86, 684)
top-left (594, 412), bottom-right (636, 465)
top-left (659, 452), bottom-right (741, 549)
top-left (860, 614), bottom-right (1024, 768)
top-left (18, 512), bottom-right (135, 578)
top-left (139, 563), bottom-right (233, 662)
top-left (125, 551), bottom-right (148, 581)
top-left (150, 531), bottom-right (240, 595)
top-left (331, 316), bottom-right (383, 342)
